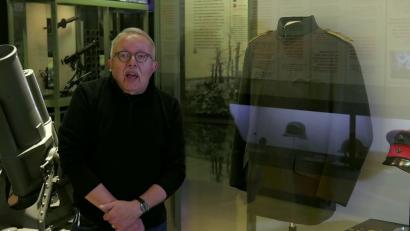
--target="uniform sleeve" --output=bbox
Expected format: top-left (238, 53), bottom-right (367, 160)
top-left (229, 43), bottom-right (253, 191)
top-left (156, 99), bottom-right (186, 198)
top-left (317, 42), bottom-right (373, 206)
top-left (58, 85), bottom-right (101, 198)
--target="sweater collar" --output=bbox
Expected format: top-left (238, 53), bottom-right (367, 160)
top-left (109, 75), bottom-right (156, 100)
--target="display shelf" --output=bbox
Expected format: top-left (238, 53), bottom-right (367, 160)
top-left (57, 0), bottom-right (147, 10)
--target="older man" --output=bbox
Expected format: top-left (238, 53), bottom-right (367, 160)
top-left (59, 27), bottom-right (185, 231)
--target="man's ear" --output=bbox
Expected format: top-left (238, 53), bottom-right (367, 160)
top-left (153, 61), bottom-right (159, 71)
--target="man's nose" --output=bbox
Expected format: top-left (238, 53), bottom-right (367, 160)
top-left (127, 55), bottom-right (138, 66)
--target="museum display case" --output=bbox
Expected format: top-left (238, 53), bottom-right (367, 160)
top-left (7, 0), bottom-right (148, 129)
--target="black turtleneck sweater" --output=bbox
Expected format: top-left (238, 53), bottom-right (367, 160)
top-left (58, 77), bottom-right (185, 229)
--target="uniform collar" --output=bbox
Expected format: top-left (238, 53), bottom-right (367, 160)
top-left (277, 15), bottom-right (319, 38)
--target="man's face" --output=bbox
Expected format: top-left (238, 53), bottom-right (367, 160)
top-left (108, 34), bottom-right (158, 95)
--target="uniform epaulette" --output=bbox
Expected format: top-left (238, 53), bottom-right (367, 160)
top-left (248, 30), bottom-right (273, 44)
top-left (325, 29), bottom-right (353, 43)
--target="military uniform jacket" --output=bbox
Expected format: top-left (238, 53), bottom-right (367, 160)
top-left (230, 15), bottom-right (373, 225)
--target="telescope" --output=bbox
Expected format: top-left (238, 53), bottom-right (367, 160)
top-left (61, 40), bottom-right (98, 66)
top-left (0, 44), bottom-right (73, 230)
top-left (57, 16), bottom-right (79, 29)
top-left (44, 16), bottom-right (79, 32)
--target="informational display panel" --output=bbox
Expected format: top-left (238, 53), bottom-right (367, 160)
top-left (185, 0), bottom-right (248, 79)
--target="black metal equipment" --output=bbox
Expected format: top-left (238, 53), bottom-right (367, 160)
top-left (60, 40), bottom-right (99, 96)
top-left (0, 44), bottom-right (73, 230)
top-left (61, 39), bottom-right (98, 67)
top-left (57, 16), bottom-right (79, 29)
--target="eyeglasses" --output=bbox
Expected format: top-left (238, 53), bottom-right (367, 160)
top-left (114, 51), bottom-right (153, 63)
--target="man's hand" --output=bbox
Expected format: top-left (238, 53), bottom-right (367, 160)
top-left (124, 218), bottom-right (145, 231)
top-left (100, 200), bottom-right (141, 230)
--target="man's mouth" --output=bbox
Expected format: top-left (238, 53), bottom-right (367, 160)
top-left (125, 70), bottom-right (139, 79)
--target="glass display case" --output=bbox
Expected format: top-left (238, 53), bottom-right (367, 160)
top-left (156, 0), bottom-right (410, 231)
top-left (7, 0), bottom-right (148, 129)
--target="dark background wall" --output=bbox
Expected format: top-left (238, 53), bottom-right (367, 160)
top-left (0, 0), bottom-right (8, 44)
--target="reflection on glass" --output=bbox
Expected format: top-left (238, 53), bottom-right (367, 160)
top-left (384, 130), bottom-right (410, 231)
top-left (229, 15), bottom-right (373, 226)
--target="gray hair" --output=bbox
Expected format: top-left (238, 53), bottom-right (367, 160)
top-left (110, 27), bottom-right (156, 59)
